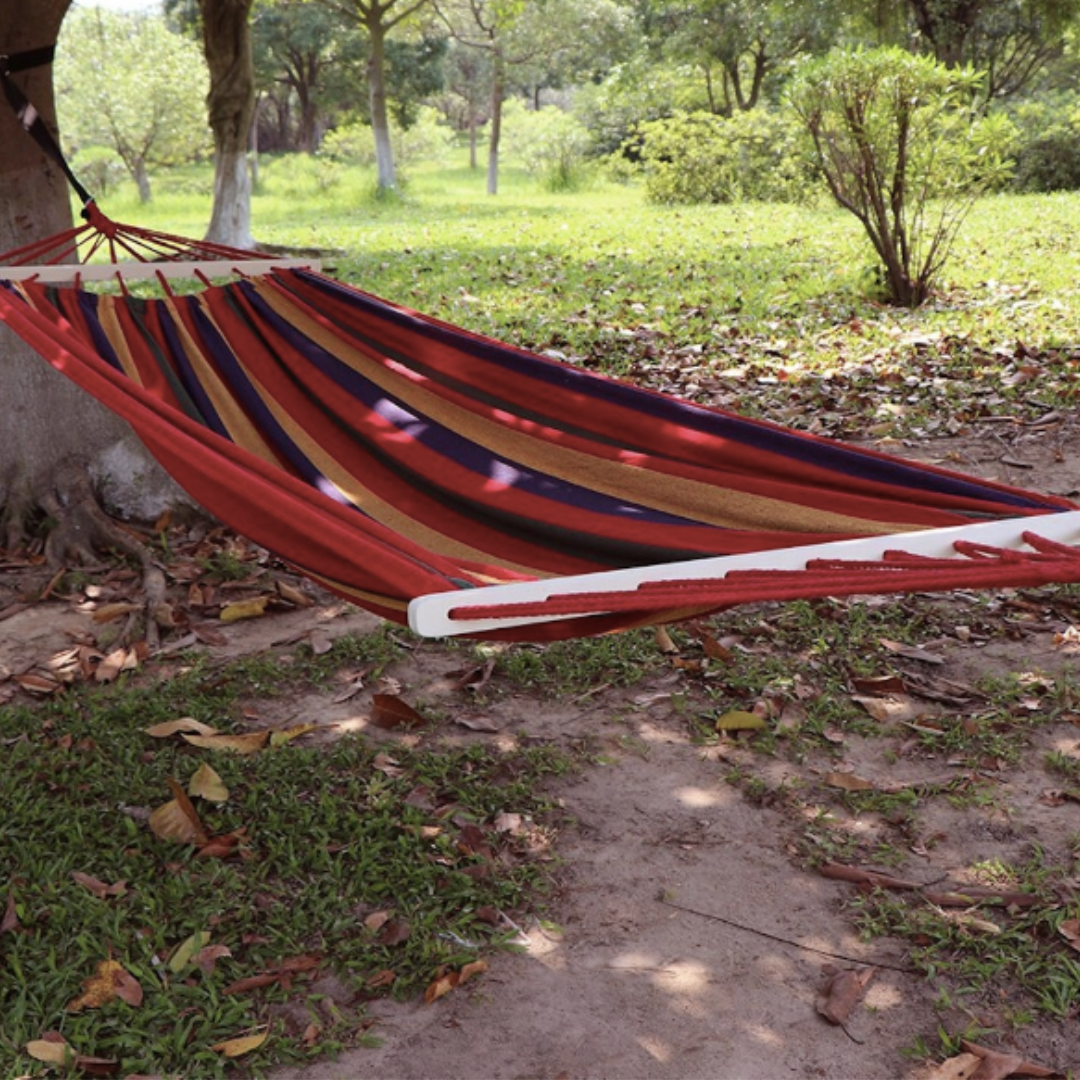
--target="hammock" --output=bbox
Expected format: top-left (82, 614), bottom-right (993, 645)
top-left (3, 209), bottom-right (1080, 642)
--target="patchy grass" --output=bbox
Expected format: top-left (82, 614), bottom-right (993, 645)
top-left (0, 637), bottom-right (573, 1077)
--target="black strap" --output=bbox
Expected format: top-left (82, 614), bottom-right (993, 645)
top-left (1, 46), bottom-right (95, 211)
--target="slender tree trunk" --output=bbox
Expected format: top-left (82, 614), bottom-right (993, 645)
top-left (366, 18), bottom-right (397, 192)
top-left (134, 157), bottom-right (152, 203)
top-left (0, 0), bottom-right (178, 536)
top-left (486, 51), bottom-right (504, 196)
top-left (199, 0), bottom-right (256, 248)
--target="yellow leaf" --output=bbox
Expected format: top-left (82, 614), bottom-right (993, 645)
top-left (211, 1030), bottom-right (269, 1058)
top-left (67, 959), bottom-right (143, 1012)
top-left (170, 930), bottom-right (212, 974)
top-left (825, 772), bottom-right (875, 792)
top-left (269, 723), bottom-right (318, 747)
top-left (25, 1036), bottom-right (74, 1067)
top-left (181, 731), bottom-right (270, 755)
top-left (145, 717), bottom-right (220, 738)
top-left (716, 709), bottom-right (767, 732)
top-left (219, 596), bottom-right (269, 623)
top-left (188, 763), bottom-right (229, 803)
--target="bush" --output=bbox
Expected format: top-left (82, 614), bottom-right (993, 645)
top-left (631, 108), bottom-right (813, 205)
top-left (1007, 93), bottom-right (1080, 193)
top-left (70, 145), bottom-right (127, 198)
top-left (503, 101), bottom-right (594, 192)
top-left (788, 47), bottom-right (1014, 307)
top-left (319, 107), bottom-right (454, 169)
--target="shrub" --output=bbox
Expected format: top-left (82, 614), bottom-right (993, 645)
top-left (503, 101), bottom-right (594, 192)
top-left (320, 107), bottom-right (454, 169)
top-left (631, 108), bottom-right (813, 206)
top-left (789, 47), bottom-right (1014, 307)
top-left (1007, 93), bottom-right (1080, 193)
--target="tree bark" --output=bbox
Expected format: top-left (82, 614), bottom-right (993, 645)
top-left (366, 14), bottom-right (397, 192)
top-left (0, 0), bottom-right (178, 541)
top-left (199, 0), bottom-right (256, 248)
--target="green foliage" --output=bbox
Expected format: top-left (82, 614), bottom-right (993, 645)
top-left (320, 108), bottom-right (455, 169)
top-left (1007, 91), bottom-right (1080, 193)
top-left (55, 9), bottom-right (210, 202)
top-left (503, 102), bottom-right (594, 192)
top-left (632, 108), bottom-right (813, 205)
top-left (789, 47), bottom-right (1015, 306)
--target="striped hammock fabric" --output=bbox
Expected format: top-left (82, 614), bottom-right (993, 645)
top-left (1, 264), bottom-right (1077, 640)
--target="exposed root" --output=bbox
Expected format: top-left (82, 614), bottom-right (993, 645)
top-left (16, 457), bottom-right (168, 650)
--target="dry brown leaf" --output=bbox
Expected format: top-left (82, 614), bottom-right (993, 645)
top-left (308, 629), bottom-right (333, 655)
top-left (922, 1053), bottom-right (983, 1080)
top-left (67, 959), bottom-right (143, 1012)
top-left (195, 943), bottom-right (233, 974)
top-left (852, 694), bottom-right (929, 723)
top-left (94, 647), bottom-right (139, 684)
top-left (276, 581), bottom-right (314, 607)
top-left (25, 1033), bottom-right (74, 1068)
top-left (149, 779), bottom-right (208, 845)
top-left (71, 872), bottom-right (127, 900)
top-left (370, 693), bottom-right (426, 730)
top-left (1057, 917), bottom-right (1080, 953)
top-left (181, 730), bottom-right (270, 755)
top-left (2, 890), bottom-right (18, 934)
top-left (376, 918), bottom-right (412, 946)
top-left (14, 672), bottom-right (62, 696)
top-left (424, 959), bottom-right (488, 1004)
top-left (816, 965), bottom-right (876, 1025)
top-left (879, 638), bottom-right (945, 664)
top-left (92, 602), bottom-right (141, 625)
top-left (145, 717), bottom-right (220, 738)
top-left (211, 1030), bottom-right (269, 1057)
top-left (188, 762), bottom-right (229, 803)
top-left (961, 1040), bottom-right (1061, 1079)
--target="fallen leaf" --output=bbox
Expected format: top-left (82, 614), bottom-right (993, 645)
top-left (14, 672), bottom-right (62, 696)
top-left (25, 1033), bottom-right (74, 1068)
top-left (1058, 917), bottom-right (1080, 954)
top-left (370, 693), bottom-right (426, 730)
top-left (92, 602), bottom-right (141, 624)
top-left (879, 638), bottom-right (945, 664)
top-left (816, 965), bottom-right (876, 1024)
top-left (71, 873), bottom-right (127, 900)
top-left (170, 931), bottom-right (212, 973)
top-left (67, 959), bottom-right (143, 1012)
top-left (269, 722), bottom-right (318, 747)
top-left (308, 629), bottom-right (333, 655)
top-left (715, 709), bottom-right (767, 732)
top-left (195, 943), bottom-right (233, 974)
top-left (2, 890), bottom-right (18, 934)
top-left (195, 831), bottom-right (246, 859)
top-left (852, 694), bottom-right (929, 723)
top-left (149, 779), bottom-right (208, 845)
top-left (181, 730), bottom-right (270, 754)
top-left (188, 762), bottom-right (229, 803)
top-left (376, 918), bottom-right (411, 946)
top-left (145, 717), bottom-right (220, 738)
top-left (824, 772), bottom-right (875, 792)
top-left (220, 596), bottom-right (270, 623)
top-left (211, 1030), bottom-right (269, 1057)
top-left (961, 1039), bottom-right (1061, 1079)
top-left (94, 647), bottom-right (139, 683)
top-left (424, 958), bottom-right (488, 1004)
top-left (276, 581), bottom-right (314, 607)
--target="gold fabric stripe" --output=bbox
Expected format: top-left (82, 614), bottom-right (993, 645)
top-left (252, 279), bottom-right (916, 538)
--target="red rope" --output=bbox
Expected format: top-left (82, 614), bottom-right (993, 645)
top-left (447, 532), bottom-right (1080, 622)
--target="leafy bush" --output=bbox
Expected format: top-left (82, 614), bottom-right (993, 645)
top-left (631, 108), bottom-right (813, 205)
top-left (789, 47), bottom-right (1015, 307)
top-left (320, 107), bottom-right (454, 169)
top-left (1006, 92), bottom-right (1080, 193)
top-left (503, 101), bottom-right (594, 192)
top-left (70, 145), bottom-right (127, 198)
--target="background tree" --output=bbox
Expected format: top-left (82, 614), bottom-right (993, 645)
top-left (903, 0), bottom-right (1080, 99)
top-left (327, 0), bottom-right (434, 192)
top-left (252, 0), bottom-right (366, 152)
top-left (0, 0), bottom-right (176, 546)
top-left (55, 8), bottom-right (209, 203)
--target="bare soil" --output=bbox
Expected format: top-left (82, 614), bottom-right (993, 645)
top-left (3, 422), bottom-right (1080, 1080)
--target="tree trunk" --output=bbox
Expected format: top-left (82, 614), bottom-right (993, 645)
top-left (486, 52), bottom-right (505, 196)
top-left (134, 157), bottom-right (152, 202)
top-left (199, 0), bottom-right (256, 249)
top-left (366, 17), bottom-right (397, 192)
top-left (0, 0), bottom-right (178, 540)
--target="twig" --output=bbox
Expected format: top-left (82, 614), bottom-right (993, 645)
top-left (658, 897), bottom-right (918, 974)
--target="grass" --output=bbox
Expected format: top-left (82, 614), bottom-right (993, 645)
top-left (0, 636), bottom-right (574, 1077)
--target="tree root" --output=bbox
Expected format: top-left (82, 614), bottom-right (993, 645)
top-left (24, 457), bottom-right (168, 650)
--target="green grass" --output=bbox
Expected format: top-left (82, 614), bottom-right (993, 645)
top-left (0, 637), bottom-right (573, 1077)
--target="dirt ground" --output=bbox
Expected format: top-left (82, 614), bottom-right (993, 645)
top-left (3, 422), bottom-right (1080, 1080)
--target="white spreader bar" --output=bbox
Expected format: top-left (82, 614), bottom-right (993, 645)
top-left (1, 258), bottom-right (321, 284)
top-left (408, 510), bottom-right (1080, 638)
